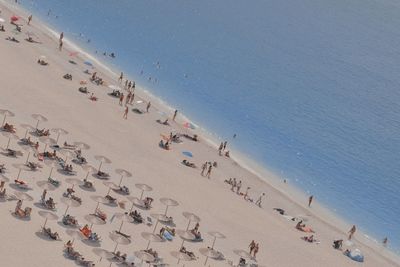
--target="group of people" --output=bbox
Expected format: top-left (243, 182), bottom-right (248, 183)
top-left (249, 240), bottom-right (260, 259)
top-left (200, 161), bottom-right (214, 178)
top-left (218, 141), bottom-right (230, 157)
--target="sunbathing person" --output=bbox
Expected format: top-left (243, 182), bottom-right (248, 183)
top-left (2, 122), bottom-right (16, 133)
top-left (35, 128), bottom-right (50, 136)
top-left (302, 235), bottom-right (316, 243)
top-left (43, 227), bottom-right (59, 240)
top-left (0, 164), bottom-right (5, 174)
top-left (180, 246), bottom-right (196, 259)
top-left (333, 239), bottom-right (343, 250)
top-left (89, 93), bottom-right (98, 101)
top-left (6, 36), bottom-right (19, 43)
top-left (63, 73), bottom-right (72, 80)
top-left (182, 159), bottom-right (196, 168)
top-left (0, 25), bottom-right (4, 32)
top-left (37, 59), bottom-right (48, 65)
top-left (143, 197), bottom-right (153, 209)
top-left (79, 87), bottom-right (88, 94)
top-left (296, 221), bottom-right (315, 233)
top-left (129, 209), bottom-right (143, 223)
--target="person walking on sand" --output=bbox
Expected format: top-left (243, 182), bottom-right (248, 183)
top-left (206, 164), bottom-right (212, 178)
top-left (236, 180), bottom-right (242, 194)
top-left (146, 102), bottom-right (151, 113)
top-left (244, 186), bottom-right (250, 200)
top-left (218, 142), bottom-right (223, 155)
top-left (231, 178), bottom-right (237, 191)
top-left (255, 192), bottom-right (265, 207)
top-left (28, 15), bottom-right (32, 25)
top-left (59, 39), bottom-right (63, 51)
top-left (348, 225), bottom-right (356, 240)
top-left (123, 106), bottom-right (129, 119)
top-left (118, 72), bottom-right (124, 83)
top-left (126, 91), bottom-right (131, 105)
top-left (308, 195), bottom-right (313, 207)
top-left (173, 110), bottom-right (178, 121)
top-left (253, 243), bottom-right (259, 258)
top-left (59, 32), bottom-right (64, 41)
top-left (119, 93), bottom-right (124, 106)
top-left (383, 237), bottom-right (388, 247)
top-left (200, 162), bottom-right (206, 176)
top-left (129, 92), bottom-right (135, 105)
top-left (223, 141), bottom-right (227, 151)
top-left (249, 240), bottom-right (256, 254)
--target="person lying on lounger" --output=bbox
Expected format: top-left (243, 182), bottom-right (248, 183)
top-left (182, 160), bottom-right (196, 168)
top-left (6, 36), bottom-right (19, 42)
top-left (35, 128), bottom-right (50, 136)
top-left (63, 73), bottom-right (72, 80)
top-left (180, 246), bottom-right (196, 259)
top-left (2, 122), bottom-right (16, 132)
top-left (37, 59), bottom-right (48, 65)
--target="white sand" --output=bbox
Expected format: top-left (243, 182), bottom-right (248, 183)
top-left (0, 1), bottom-right (399, 266)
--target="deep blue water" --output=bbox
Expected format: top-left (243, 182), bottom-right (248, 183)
top-left (14, 0), bottom-right (400, 252)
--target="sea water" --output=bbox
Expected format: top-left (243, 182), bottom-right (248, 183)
top-left (14, 0), bottom-right (400, 252)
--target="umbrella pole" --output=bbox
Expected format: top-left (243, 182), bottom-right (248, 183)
top-left (186, 220), bottom-right (191, 230)
top-left (24, 129), bottom-right (28, 139)
top-left (64, 205), bottom-right (69, 216)
top-left (17, 169), bottom-right (22, 179)
top-left (164, 205), bottom-right (169, 215)
top-left (1, 114), bottom-right (6, 127)
top-left (43, 218), bottom-right (48, 228)
top-left (49, 167), bottom-right (53, 178)
top-left (140, 190), bottom-right (144, 200)
top-left (25, 151), bottom-right (31, 164)
top-left (119, 175), bottom-right (123, 186)
top-left (107, 188), bottom-right (111, 195)
top-left (113, 243), bottom-right (118, 253)
top-left (95, 202), bottom-right (100, 212)
top-left (152, 220), bottom-right (159, 233)
top-left (211, 236), bottom-right (216, 249)
top-left (118, 221), bottom-right (124, 232)
top-left (56, 133), bottom-right (60, 144)
top-left (98, 161), bottom-right (102, 172)
top-left (204, 256), bottom-right (209, 265)
top-left (43, 144), bottom-right (48, 153)
top-left (6, 137), bottom-right (11, 149)
top-left (129, 202), bottom-right (134, 212)
top-left (90, 223), bottom-right (93, 230)
top-left (35, 120), bottom-right (39, 129)
top-left (146, 240), bottom-right (151, 249)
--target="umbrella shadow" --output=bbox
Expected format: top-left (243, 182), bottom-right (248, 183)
top-left (33, 202), bottom-right (57, 212)
top-left (92, 173), bottom-right (109, 180)
top-left (57, 220), bottom-right (79, 229)
top-left (104, 201), bottom-right (118, 208)
top-left (81, 238), bottom-right (101, 247)
top-left (35, 230), bottom-right (62, 242)
top-left (9, 183), bottom-right (32, 191)
top-left (57, 169), bottom-right (77, 176)
top-left (79, 184), bottom-right (96, 192)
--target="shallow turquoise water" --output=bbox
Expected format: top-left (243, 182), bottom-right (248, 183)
top-left (16, 0), bottom-right (400, 252)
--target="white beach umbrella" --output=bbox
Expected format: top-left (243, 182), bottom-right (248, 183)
top-left (2, 132), bottom-right (19, 150)
top-left (38, 210), bottom-right (58, 228)
top-left (115, 168), bottom-right (132, 186)
top-left (60, 196), bottom-right (81, 216)
top-left (92, 248), bottom-right (113, 262)
top-left (51, 128), bottom-right (68, 143)
top-left (31, 113), bottom-right (48, 129)
top-left (94, 155), bottom-right (111, 171)
top-left (134, 250), bottom-right (155, 263)
top-left (20, 123), bottom-right (35, 139)
top-left (36, 180), bottom-right (57, 191)
top-left (73, 141), bottom-right (90, 150)
top-left (0, 109), bottom-right (15, 126)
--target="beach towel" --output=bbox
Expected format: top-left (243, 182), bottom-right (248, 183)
top-left (163, 231), bottom-right (173, 241)
top-left (301, 227), bottom-right (314, 233)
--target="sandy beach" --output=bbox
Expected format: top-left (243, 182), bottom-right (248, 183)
top-left (0, 1), bottom-right (399, 266)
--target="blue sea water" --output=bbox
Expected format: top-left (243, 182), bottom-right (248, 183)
top-left (14, 0), bottom-right (400, 252)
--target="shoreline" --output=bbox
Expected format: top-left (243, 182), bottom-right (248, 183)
top-left (1, 0), bottom-right (399, 265)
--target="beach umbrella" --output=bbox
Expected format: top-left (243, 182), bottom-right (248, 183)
top-left (84, 214), bottom-right (106, 230)
top-left (2, 132), bottom-right (19, 150)
top-left (20, 124), bottom-right (35, 139)
top-left (115, 168), bottom-right (132, 186)
top-left (199, 247), bottom-right (223, 265)
top-left (171, 251), bottom-right (192, 263)
top-left (60, 149), bottom-right (75, 163)
top-left (90, 195), bottom-right (108, 212)
top-left (233, 249), bottom-right (252, 259)
top-left (31, 114), bottom-right (48, 129)
top-left (134, 251), bottom-right (155, 263)
top-left (36, 180), bottom-right (57, 191)
top-left (114, 212), bottom-right (133, 232)
top-left (65, 178), bottom-right (82, 189)
top-left (92, 248), bottom-right (113, 262)
top-left (44, 160), bottom-right (59, 178)
top-left (160, 197), bottom-right (179, 215)
top-left (73, 141), bottom-right (90, 150)
top-left (177, 229), bottom-right (195, 241)
top-left (14, 191), bottom-right (33, 203)
top-left (0, 109), bottom-right (15, 126)
top-left (108, 85), bottom-right (121, 90)
top-left (127, 196), bottom-right (145, 212)
top-left (183, 122), bottom-right (196, 130)
top-left (0, 175), bottom-right (10, 183)
top-left (141, 231), bottom-right (163, 249)
top-left (81, 164), bottom-right (97, 179)
top-left (109, 231), bottom-right (131, 252)
top-left (182, 211), bottom-right (200, 230)
top-left (66, 229), bottom-right (83, 243)
top-left (208, 231), bottom-right (226, 249)
top-left (60, 196), bottom-right (81, 216)
top-left (51, 128), bottom-right (68, 143)
top-left (94, 155), bottom-right (111, 172)
top-left (135, 183), bottom-right (152, 200)
top-left (12, 163), bottom-right (31, 180)
top-left (103, 181), bottom-right (119, 195)
top-left (22, 144), bottom-right (36, 164)
top-left (38, 210), bottom-right (58, 228)
top-left (182, 151), bottom-right (193, 158)
top-left (39, 136), bottom-right (56, 153)
top-left (150, 213), bottom-right (173, 234)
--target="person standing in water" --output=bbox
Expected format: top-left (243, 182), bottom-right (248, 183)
top-left (118, 72), bottom-right (124, 83)
top-left (308, 195), bottom-right (313, 207)
top-left (119, 93), bottom-right (124, 106)
top-left (348, 225), bottom-right (356, 240)
top-left (146, 102), bottom-right (151, 113)
top-left (206, 164), bottom-right (212, 178)
top-left (255, 192), bottom-right (265, 207)
top-left (173, 110), bottom-right (178, 121)
top-left (123, 106), bottom-right (129, 119)
top-left (27, 15), bottom-right (32, 25)
top-left (383, 237), bottom-right (388, 247)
